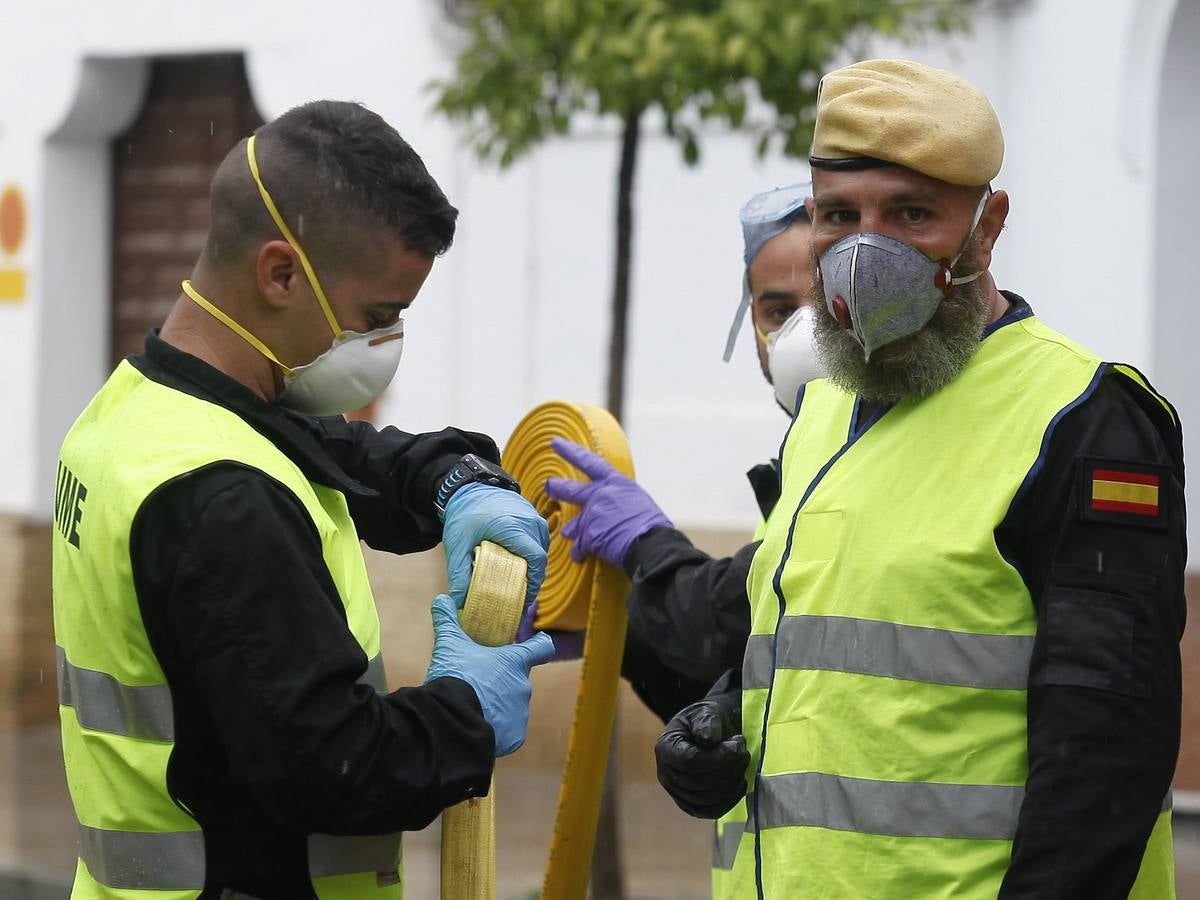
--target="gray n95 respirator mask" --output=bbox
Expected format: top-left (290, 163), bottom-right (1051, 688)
top-left (816, 192), bottom-right (989, 360)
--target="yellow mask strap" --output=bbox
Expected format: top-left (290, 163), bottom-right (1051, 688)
top-left (180, 280), bottom-right (297, 378)
top-left (755, 323), bottom-right (772, 344)
top-left (245, 135), bottom-right (344, 339)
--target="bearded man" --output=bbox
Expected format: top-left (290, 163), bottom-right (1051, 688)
top-left (655, 59), bottom-right (1184, 900)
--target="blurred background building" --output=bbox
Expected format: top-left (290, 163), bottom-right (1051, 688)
top-left (0, 0), bottom-right (1197, 895)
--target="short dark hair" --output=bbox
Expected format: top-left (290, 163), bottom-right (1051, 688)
top-left (204, 100), bottom-right (457, 273)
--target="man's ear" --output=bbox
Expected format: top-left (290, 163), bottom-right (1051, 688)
top-left (256, 240), bottom-right (303, 310)
top-left (976, 190), bottom-right (1010, 270)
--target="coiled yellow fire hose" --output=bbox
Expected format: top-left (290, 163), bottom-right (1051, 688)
top-left (440, 401), bottom-right (632, 900)
top-left (503, 401), bottom-right (633, 900)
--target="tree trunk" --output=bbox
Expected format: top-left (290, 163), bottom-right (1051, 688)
top-left (589, 729), bottom-right (625, 900)
top-left (605, 108), bottom-right (642, 422)
top-left (590, 106), bottom-right (641, 900)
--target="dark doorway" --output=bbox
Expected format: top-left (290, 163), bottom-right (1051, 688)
top-left (110, 54), bottom-right (263, 367)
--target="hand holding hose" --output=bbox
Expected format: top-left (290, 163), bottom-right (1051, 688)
top-left (442, 483), bottom-right (549, 610)
top-left (545, 438), bottom-right (672, 568)
top-left (425, 593), bottom-right (555, 756)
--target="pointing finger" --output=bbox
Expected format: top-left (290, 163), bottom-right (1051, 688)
top-left (544, 476), bottom-right (591, 505)
top-left (551, 437), bottom-right (616, 481)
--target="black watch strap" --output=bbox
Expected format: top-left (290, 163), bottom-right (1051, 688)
top-left (434, 453), bottom-right (521, 518)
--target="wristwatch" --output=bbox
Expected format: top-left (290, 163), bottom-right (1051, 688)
top-left (434, 453), bottom-right (522, 519)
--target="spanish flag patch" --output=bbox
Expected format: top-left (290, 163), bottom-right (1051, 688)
top-left (1080, 459), bottom-right (1168, 529)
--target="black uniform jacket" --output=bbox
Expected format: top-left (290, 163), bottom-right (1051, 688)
top-left (619, 295), bottom-right (1186, 899)
top-left (126, 333), bottom-right (498, 898)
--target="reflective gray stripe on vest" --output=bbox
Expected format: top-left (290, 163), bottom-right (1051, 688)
top-left (79, 825), bottom-right (203, 890)
top-left (363, 652), bottom-right (388, 694)
top-left (58, 646), bottom-right (388, 739)
top-left (754, 772), bottom-right (1024, 840)
top-left (741, 616), bottom-right (1034, 691)
top-left (308, 831), bottom-right (401, 878)
top-left (742, 634), bottom-right (774, 691)
top-left (78, 823), bottom-right (401, 890)
top-left (712, 819), bottom-right (745, 870)
top-left (747, 774), bottom-right (1175, 841)
top-left (57, 645), bottom-right (175, 742)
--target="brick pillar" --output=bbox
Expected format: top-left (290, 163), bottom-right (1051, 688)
top-left (14, 522), bottom-right (55, 725)
top-left (110, 54), bottom-right (263, 367)
top-left (0, 517), bottom-right (56, 726)
top-left (0, 515), bottom-right (20, 724)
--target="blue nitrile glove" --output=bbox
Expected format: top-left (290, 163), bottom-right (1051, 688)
top-left (442, 482), bottom-right (549, 609)
top-left (425, 593), bottom-right (555, 756)
top-left (544, 437), bottom-right (673, 568)
top-left (514, 600), bottom-right (586, 661)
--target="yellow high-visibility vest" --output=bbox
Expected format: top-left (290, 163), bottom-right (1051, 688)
top-left (53, 360), bottom-right (402, 899)
top-left (711, 518), bottom-right (766, 900)
top-left (739, 316), bottom-right (1175, 898)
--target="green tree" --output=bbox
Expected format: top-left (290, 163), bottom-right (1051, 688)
top-left (432, 1), bottom-right (979, 894)
top-left (433, 0), bottom-right (979, 422)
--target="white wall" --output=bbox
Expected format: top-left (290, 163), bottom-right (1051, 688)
top-left (0, 0), bottom-right (1194, 543)
top-left (0, 135), bottom-right (39, 513)
top-left (1, 0), bottom-right (465, 521)
top-left (33, 58), bottom-right (150, 522)
top-left (1154, 0), bottom-right (1200, 554)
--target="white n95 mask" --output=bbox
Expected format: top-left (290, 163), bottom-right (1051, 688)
top-left (279, 321), bottom-right (405, 416)
top-left (180, 280), bottom-right (407, 417)
top-left (182, 133), bottom-right (407, 417)
top-left (765, 306), bottom-right (823, 415)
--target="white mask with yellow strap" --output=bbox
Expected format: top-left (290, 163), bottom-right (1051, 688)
top-left (181, 134), bottom-right (406, 417)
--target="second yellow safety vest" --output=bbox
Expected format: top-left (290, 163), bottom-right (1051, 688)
top-left (711, 518), bottom-right (766, 899)
top-left (738, 315), bottom-right (1175, 898)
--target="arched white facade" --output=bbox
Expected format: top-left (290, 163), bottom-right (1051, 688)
top-left (0, 0), bottom-right (1195, 555)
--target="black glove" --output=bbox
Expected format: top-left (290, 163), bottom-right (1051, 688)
top-left (655, 670), bottom-right (749, 819)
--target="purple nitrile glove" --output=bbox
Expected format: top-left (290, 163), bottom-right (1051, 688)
top-left (544, 437), bottom-right (672, 568)
top-left (515, 600), bottom-right (586, 661)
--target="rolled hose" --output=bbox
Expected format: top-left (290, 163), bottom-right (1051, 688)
top-left (502, 401), bottom-right (633, 900)
top-left (439, 401), bottom-right (633, 900)
top-left (440, 541), bottom-right (528, 900)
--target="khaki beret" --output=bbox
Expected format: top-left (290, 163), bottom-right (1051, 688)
top-left (809, 59), bottom-right (1003, 186)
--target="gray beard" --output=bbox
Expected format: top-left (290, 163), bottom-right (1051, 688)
top-left (811, 238), bottom-right (991, 403)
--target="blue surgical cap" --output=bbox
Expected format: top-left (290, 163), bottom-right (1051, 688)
top-left (724, 182), bottom-right (812, 361)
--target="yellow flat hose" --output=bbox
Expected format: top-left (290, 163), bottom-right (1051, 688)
top-left (501, 401), bottom-right (633, 900)
top-left (441, 541), bottom-right (528, 900)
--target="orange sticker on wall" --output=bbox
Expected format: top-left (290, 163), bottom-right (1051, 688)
top-left (0, 185), bottom-right (28, 302)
